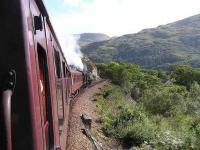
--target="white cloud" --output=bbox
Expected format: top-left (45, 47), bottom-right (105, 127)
top-left (63, 0), bottom-right (83, 7)
top-left (47, 0), bottom-right (200, 69)
top-left (50, 0), bottom-right (200, 37)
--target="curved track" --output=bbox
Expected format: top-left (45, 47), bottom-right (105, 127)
top-left (66, 81), bottom-right (108, 150)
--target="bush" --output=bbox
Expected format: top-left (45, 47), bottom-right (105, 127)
top-left (185, 82), bottom-right (200, 115)
top-left (151, 131), bottom-right (185, 150)
top-left (117, 116), bottom-right (156, 147)
top-left (171, 64), bottom-right (200, 89)
top-left (97, 85), bottom-right (156, 147)
top-left (140, 85), bottom-right (188, 117)
top-left (97, 62), bottom-right (160, 94)
top-left (96, 62), bottom-right (200, 149)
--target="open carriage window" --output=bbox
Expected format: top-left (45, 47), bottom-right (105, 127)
top-left (62, 62), bottom-right (66, 77)
top-left (37, 44), bottom-right (54, 150)
top-left (53, 49), bottom-right (65, 136)
top-left (54, 50), bottom-right (61, 78)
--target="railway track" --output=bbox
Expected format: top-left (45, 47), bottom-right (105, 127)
top-left (70, 79), bottom-right (107, 105)
top-left (67, 80), bottom-right (108, 150)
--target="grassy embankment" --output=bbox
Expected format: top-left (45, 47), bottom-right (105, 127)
top-left (95, 62), bottom-right (200, 149)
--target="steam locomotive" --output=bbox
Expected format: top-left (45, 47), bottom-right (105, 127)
top-left (0, 0), bottom-right (92, 150)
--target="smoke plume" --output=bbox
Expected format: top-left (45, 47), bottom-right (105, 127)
top-left (59, 34), bottom-right (84, 70)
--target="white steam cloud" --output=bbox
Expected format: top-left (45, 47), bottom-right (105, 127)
top-left (60, 34), bottom-right (83, 70)
top-left (51, 13), bottom-right (84, 70)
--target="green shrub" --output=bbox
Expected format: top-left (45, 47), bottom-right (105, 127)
top-left (117, 116), bottom-right (156, 146)
top-left (96, 85), bottom-right (157, 147)
top-left (171, 64), bottom-right (200, 89)
top-left (185, 82), bottom-right (200, 115)
top-left (140, 85), bottom-right (187, 117)
top-left (152, 131), bottom-right (185, 150)
top-left (96, 63), bottom-right (200, 149)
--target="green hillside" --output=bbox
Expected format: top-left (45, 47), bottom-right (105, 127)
top-left (81, 14), bottom-right (200, 69)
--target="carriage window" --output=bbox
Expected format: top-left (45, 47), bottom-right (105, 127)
top-left (54, 50), bottom-right (61, 78)
top-left (54, 50), bottom-right (64, 137)
top-left (37, 44), bottom-right (54, 150)
top-left (62, 62), bottom-right (66, 77)
top-left (66, 67), bottom-right (70, 77)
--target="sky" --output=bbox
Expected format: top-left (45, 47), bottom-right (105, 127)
top-left (44, 0), bottom-right (200, 37)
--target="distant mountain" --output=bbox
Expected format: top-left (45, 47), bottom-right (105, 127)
top-left (81, 14), bottom-right (200, 69)
top-left (77, 33), bottom-right (110, 46)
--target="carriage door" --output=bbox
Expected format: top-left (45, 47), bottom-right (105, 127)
top-left (37, 45), bottom-right (54, 150)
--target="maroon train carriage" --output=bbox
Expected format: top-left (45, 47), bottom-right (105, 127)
top-left (0, 0), bottom-right (84, 150)
top-left (70, 70), bottom-right (84, 96)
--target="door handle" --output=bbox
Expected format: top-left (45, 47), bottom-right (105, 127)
top-left (1, 70), bottom-right (16, 150)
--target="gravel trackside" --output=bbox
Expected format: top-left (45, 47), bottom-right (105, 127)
top-left (67, 81), bottom-right (122, 150)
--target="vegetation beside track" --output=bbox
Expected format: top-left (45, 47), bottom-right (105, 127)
top-left (95, 62), bottom-right (200, 149)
